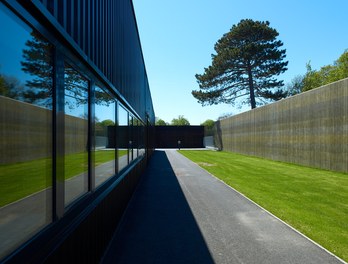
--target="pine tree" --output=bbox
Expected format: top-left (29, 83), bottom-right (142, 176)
top-left (21, 31), bottom-right (53, 107)
top-left (193, 19), bottom-right (288, 109)
top-left (20, 31), bottom-right (113, 108)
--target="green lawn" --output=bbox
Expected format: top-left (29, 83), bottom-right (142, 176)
top-left (179, 150), bottom-right (348, 261)
top-left (0, 150), bottom-right (128, 207)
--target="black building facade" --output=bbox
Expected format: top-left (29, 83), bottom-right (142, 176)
top-left (155, 126), bottom-right (205, 148)
top-left (0, 0), bottom-right (154, 262)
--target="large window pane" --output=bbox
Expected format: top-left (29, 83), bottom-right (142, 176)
top-left (0, 4), bottom-right (52, 258)
top-left (64, 64), bottom-right (89, 206)
top-left (118, 105), bottom-right (129, 172)
top-left (94, 85), bottom-right (116, 187)
top-left (129, 115), bottom-right (135, 161)
top-left (133, 118), bottom-right (139, 160)
top-left (139, 121), bottom-right (146, 157)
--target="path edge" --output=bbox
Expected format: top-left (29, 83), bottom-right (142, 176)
top-left (176, 150), bottom-right (348, 264)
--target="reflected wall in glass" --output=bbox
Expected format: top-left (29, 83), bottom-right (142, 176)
top-left (0, 3), bottom-right (53, 258)
top-left (129, 115), bottom-right (134, 161)
top-left (64, 64), bottom-right (89, 206)
top-left (133, 118), bottom-right (139, 160)
top-left (139, 121), bottom-right (146, 157)
top-left (118, 105), bottom-right (129, 172)
top-left (94, 85), bottom-right (116, 187)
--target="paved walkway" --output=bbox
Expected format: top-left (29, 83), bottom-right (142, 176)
top-left (101, 150), bottom-right (344, 264)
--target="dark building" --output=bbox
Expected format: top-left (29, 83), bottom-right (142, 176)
top-left (155, 126), bottom-right (205, 148)
top-left (0, 0), bottom-right (154, 262)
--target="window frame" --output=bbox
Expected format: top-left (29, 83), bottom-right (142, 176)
top-left (61, 59), bottom-right (91, 209)
top-left (0, 2), bottom-right (56, 258)
top-left (0, 1), bottom-right (149, 260)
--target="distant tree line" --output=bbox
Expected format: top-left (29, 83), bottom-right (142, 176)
top-left (155, 115), bottom-right (190, 126)
top-left (286, 50), bottom-right (348, 95)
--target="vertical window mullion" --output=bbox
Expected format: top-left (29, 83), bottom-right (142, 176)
top-left (54, 49), bottom-right (65, 219)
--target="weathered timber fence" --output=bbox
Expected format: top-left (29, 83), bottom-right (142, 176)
top-left (213, 78), bottom-right (348, 173)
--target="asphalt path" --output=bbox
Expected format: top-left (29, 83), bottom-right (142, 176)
top-left (102, 149), bottom-right (344, 264)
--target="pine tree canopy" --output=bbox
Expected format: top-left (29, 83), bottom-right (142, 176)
top-left (192, 19), bottom-right (288, 109)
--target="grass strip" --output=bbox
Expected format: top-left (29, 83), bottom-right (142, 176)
top-left (179, 150), bottom-right (348, 261)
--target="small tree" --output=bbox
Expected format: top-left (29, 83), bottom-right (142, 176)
top-left (201, 119), bottom-right (215, 136)
top-left (155, 118), bottom-right (167, 126)
top-left (302, 50), bottom-right (348, 92)
top-left (285, 75), bottom-right (304, 96)
top-left (200, 119), bottom-right (215, 129)
top-left (193, 19), bottom-right (288, 109)
top-left (218, 112), bottom-right (234, 120)
top-left (0, 74), bottom-right (24, 100)
top-left (335, 50), bottom-right (348, 79)
top-left (100, 119), bottom-right (115, 127)
top-left (302, 62), bottom-right (327, 92)
top-left (171, 115), bottom-right (190, 126)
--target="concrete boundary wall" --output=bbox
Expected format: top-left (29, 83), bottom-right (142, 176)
top-left (0, 96), bottom-right (87, 164)
top-left (214, 78), bottom-right (348, 173)
top-left (0, 96), bottom-right (52, 164)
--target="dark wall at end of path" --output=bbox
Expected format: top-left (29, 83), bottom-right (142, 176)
top-left (155, 126), bottom-right (204, 148)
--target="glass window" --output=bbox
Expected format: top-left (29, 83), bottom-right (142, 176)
top-left (64, 64), bottom-right (89, 206)
top-left (0, 4), bottom-right (53, 258)
top-left (94, 85), bottom-right (116, 187)
top-left (139, 121), bottom-right (146, 157)
top-left (133, 118), bottom-right (140, 159)
top-left (118, 105), bottom-right (129, 172)
top-left (128, 115), bottom-right (136, 161)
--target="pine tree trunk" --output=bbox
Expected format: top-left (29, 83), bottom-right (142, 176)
top-left (247, 64), bottom-right (256, 109)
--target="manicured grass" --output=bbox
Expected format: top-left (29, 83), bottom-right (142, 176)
top-left (0, 150), bottom-right (127, 207)
top-left (0, 157), bottom-right (52, 207)
top-left (179, 150), bottom-right (348, 261)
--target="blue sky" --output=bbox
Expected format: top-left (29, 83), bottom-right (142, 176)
top-left (133, 0), bottom-right (348, 125)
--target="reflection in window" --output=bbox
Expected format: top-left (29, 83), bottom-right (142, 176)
top-left (94, 85), bottom-right (116, 187)
top-left (133, 118), bottom-right (139, 160)
top-left (118, 105), bottom-right (129, 172)
top-left (139, 121), bottom-right (146, 157)
top-left (129, 115), bottom-right (134, 161)
top-left (64, 64), bottom-right (89, 206)
top-left (0, 4), bottom-right (52, 259)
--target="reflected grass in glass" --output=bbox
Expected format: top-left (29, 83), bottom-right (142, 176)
top-left (0, 150), bottom-right (128, 207)
top-left (0, 158), bottom-right (52, 207)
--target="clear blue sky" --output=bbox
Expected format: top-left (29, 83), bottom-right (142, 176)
top-left (133, 0), bottom-right (348, 125)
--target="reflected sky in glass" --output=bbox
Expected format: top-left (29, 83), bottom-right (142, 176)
top-left (119, 105), bottom-right (128, 126)
top-left (0, 6), bottom-right (33, 81)
top-left (64, 64), bottom-right (89, 206)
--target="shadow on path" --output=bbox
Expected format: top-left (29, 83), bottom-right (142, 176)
top-left (101, 150), bottom-right (214, 264)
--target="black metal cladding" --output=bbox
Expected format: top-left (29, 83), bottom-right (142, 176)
top-left (0, 0), bottom-right (155, 262)
top-left (155, 126), bottom-right (205, 148)
top-left (36, 0), bottom-right (154, 123)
